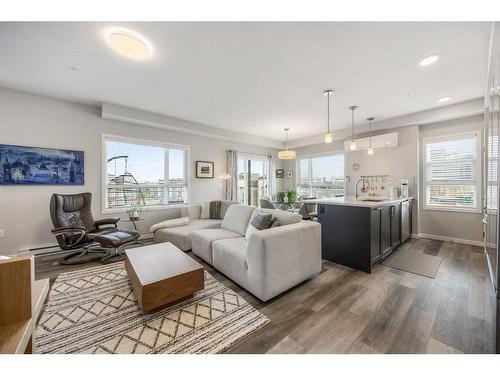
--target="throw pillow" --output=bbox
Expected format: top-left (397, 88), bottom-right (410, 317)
top-left (209, 200), bottom-right (222, 219)
top-left (149, 216), bottom-right (191, 233)
top-left (270, 217), bottom-right (281, 228)
top-left (251, 213), bottom-right (273, 230)
top-left (245, 213), bottom-right (273, 239)
top-left (200, 202), bottom-right (210, 219)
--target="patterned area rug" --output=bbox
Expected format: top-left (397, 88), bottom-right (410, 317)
top-left (35, 262), bottom-right (270, 354)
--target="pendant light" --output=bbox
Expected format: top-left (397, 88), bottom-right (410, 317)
top-left (367, 117), bottom-right (375, 155)
top-left (278, 128), bottom-right (296, 160)
top-left (349, 106), bottom-right (358, 151)
top-left (323, 90), bottom-right (334, 143)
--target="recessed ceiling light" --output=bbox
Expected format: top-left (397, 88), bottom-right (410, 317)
top-left (104, 28), bottom-right (152, 60)
top-left (437, 96), bottom-right (452, 103)
top-left (419, 55), bottom-right (439, 66)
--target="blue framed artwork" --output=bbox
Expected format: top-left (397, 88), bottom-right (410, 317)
top-left (0, 144), bottom-right (84, 185)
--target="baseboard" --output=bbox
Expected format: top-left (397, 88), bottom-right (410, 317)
top-left (417, 233), bottom-right (484, 247)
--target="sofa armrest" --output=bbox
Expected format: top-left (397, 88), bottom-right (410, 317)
top-left (95, 217), bottom-right (120, 228)
top-left (245, 221), bottom-right (322, 300)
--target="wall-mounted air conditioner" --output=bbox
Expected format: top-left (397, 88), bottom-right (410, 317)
top-left (344, 132), bottom-right (398, 152)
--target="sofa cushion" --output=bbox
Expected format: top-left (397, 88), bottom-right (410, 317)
top-left (153, 219), bottom-right (222, 251)
top-left (212, 238), bottom-right (249, 287)
top-left (180, 205), bottom-right (202, 220)
top-left (191, 229), bottom-right (243, 265)
top-left (221, 205), bottom-right (255, 236)
top-left (220, 201), bottom-right (239, 218)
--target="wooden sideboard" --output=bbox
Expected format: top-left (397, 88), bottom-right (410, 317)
top-left (0, 255), bottom-right (49, 354)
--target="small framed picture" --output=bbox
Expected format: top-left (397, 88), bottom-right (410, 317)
top-left (196, 161), bottom-right (214, 178)
top-left (287, 170), bottom-right (293, 178)
top-left (276, 169), bottom-right (284, 178)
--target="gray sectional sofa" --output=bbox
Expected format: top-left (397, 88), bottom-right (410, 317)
top-left (153, 201), bottom-right (238, 251)
top-left (191, 205), bottom-right (321, 301)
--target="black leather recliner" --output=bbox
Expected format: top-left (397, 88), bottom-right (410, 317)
top-left (50, 192), bottom-right (140, 264)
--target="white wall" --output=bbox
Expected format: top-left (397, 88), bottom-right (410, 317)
top-left (0, 88), bottom-right (280, 255)
top-left (418, 115), bottom-right (484, 243)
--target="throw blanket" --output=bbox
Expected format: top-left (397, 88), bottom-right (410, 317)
top-left (209, 200), bottom-right (222, 219)
top-left (149, 216), bottom-right (191, 233)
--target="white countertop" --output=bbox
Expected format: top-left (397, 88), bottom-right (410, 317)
top-left (311, 196), bottom-right (414, 208)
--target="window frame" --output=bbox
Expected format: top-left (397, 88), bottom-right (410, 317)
top-left (295, 150), bottom-right (346, 198)
top-left (101, 134), bottom-right (190, 214)
top-left (237, 152), bottom-right (270, 206)
top-left (422, 131), bottom-right (482, 214)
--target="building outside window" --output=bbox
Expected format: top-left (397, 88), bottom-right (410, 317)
top-left (296, 153), bottom-right (345, 198)
top-left (423, 131), bottom-right (481, 212)
top-left (103, 135), bottom-right (188, 211)
top-left (237, 153), bottom-right (269, 207)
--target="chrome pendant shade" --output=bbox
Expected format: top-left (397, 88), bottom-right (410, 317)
top-left (323, 89), bottom-right (334, 143)
top-left (278, 128), bottom-right (296, 160)
top-left (349, 105), bottom-right (358, 151)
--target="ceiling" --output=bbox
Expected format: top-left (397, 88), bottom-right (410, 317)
top-left (0, 22), bottom-right (491, 141)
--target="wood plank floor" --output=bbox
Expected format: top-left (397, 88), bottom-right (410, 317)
top-left (34, 238), bottom-right (496, 354)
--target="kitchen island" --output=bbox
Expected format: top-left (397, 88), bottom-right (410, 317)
top-left (313, 196), bottom-right (414, 273)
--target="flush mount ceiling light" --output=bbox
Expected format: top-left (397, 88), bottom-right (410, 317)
top-left (419, 55), bottom-right (439, 66)
top-left (437, 96), bottom-right (452, 103)
top-left (278, 128), bottom-right (296, 160)
top-left (323, 89), bottom-right (334, 144)
top-left (104, 28), bottom-right (153, 60)
top-left (349, 106), bottom-right (358, 151)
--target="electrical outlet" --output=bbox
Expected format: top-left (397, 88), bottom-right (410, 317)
top-left (0, 229), bottom-right (4, 239)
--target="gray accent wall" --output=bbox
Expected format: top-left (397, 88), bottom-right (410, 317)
top-left (0, 87), bottom-right (281, 255)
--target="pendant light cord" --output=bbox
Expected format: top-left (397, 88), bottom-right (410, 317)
top-left (369, 119), bottom-right (372, 147)
top-left (351, 108), bottom-right (355, 141)
top-left (327, 94), bottom-right (330, 133)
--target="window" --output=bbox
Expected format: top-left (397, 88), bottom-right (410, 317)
top-left (237, 154), bottom-right (269, 207)
top-left (103, 136), bottom-right (189, 211)
top-left (423, 132), bottom-right (481, 211)
top-left (296, 153), bottom-right (345, 198)
top-left (487, 134), bottom-right (498, 210)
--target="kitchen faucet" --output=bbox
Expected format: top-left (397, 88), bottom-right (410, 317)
top-left (355, 177), bottom-right (370, 199)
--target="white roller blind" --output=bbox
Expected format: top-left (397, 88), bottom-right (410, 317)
top-left (423, 132), bottom-right (480, 211)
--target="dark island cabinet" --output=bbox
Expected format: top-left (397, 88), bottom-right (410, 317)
top-left (318, 199), bottom-right (412, 273)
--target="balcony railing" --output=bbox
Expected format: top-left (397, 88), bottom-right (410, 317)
top-left (106, 184), bottom-right (186, 208)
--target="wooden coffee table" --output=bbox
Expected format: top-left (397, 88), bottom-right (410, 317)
top-left (124, 242), bottom-right (204, 312)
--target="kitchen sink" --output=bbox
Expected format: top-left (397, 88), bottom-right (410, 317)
top-left (359, 198), bottom-right (387, 202)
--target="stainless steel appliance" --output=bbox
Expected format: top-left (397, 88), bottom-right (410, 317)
top-left (484, 22), bottom-right (500, 354)
top-left (400, 200), bottom-right (411, 243)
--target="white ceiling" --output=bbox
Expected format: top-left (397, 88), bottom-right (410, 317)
top-left (0, 22), bottom-right (491, 142)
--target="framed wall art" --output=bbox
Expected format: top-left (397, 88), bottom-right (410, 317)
top-left (196, 161), bottom-right (214, 178)
top-left (0, 144), bottom-right (84, 185)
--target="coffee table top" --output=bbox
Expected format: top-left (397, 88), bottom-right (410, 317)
top-left (125, 242), bottom-right (203, 286)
